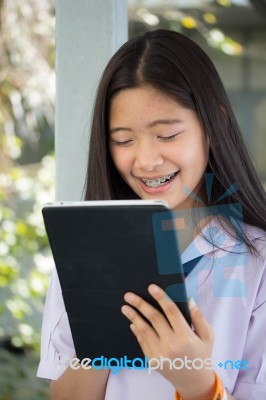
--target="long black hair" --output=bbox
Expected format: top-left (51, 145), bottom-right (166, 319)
top-left (84, 29), bottom-right (266, 256)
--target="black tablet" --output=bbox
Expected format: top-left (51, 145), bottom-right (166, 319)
top-left (42, 200), bottom-right (190, 362)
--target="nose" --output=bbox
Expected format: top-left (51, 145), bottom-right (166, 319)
top-left (134, 141), bottom-right (164, 172)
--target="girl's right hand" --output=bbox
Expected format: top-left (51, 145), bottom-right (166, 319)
top-left (122, 284), bottom-right (216, 400)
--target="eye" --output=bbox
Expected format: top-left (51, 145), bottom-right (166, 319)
top-left (110, 139), bottom-right (133, 147)
top-left (158, 133), bottom-right (180, 142)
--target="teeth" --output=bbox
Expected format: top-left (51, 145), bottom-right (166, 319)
top-left (141, 172), bottom-right (176, 188)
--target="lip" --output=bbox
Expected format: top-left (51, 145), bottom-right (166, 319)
top-left (136, 171), bottom-right (180, 194)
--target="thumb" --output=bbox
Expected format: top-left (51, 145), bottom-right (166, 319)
top-left (189, 298), bottom-right (214, 343)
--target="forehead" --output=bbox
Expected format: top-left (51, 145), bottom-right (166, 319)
top-left (109, 86), bottom-right (185, 126)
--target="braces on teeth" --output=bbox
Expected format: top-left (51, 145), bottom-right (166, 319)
top-left (141, 172), bottom-right (176, 188)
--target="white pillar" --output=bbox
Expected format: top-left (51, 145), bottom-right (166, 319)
top-left (55, 0), bottom-right (128, 200)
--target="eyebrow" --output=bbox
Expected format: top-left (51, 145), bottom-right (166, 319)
top-left (109, 119), bottom-right (183, 134)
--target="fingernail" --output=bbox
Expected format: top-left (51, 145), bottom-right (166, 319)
top-left (149, 284), bottom-right (160, 294)
top-left (124, 293), bottom-right (135, 303)
top-left (189, 297), bottom-right (197, 309)
top-left (121, 305), bottom-right (131, 316)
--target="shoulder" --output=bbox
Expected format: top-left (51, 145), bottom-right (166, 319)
top-left (244, 222), bottom-right (266, 242)
top-left (244, 223), bottom-right (266, 263)
top-left (241, 224), bottom-right (266, 307)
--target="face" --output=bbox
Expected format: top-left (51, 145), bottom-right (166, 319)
top-left (109, 85), bottom-right (209, 211)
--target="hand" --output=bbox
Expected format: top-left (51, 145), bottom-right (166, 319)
top-left (121, 284), bottom-right (216, 400)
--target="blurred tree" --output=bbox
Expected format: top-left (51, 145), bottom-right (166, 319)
top-left (0, 1), bottom-right (55, 397)
top-left (0, 0), bottom-right (55, 168)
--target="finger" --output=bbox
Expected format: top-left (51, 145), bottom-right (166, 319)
top-left (129, 324), bottom-right (153, 358)
top-left (121, 305), bottom-right (158, 345)
top-left (148, 284), bottom-right (191, 334)
top-left (123, 292), bottom-right (172, 337)
top-left (189, 298), bottom-right (214, 342)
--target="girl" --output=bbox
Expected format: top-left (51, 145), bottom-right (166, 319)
top-left (37, 30), bottom-right (266, 400)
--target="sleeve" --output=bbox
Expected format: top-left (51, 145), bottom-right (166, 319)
top-left (232, 257), bottom-right (266, 399)
top-left (36, 267), bottom-right (76, 380)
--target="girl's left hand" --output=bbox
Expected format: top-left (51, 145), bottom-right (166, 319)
top-left (121, 284), bottom-right (216, 400)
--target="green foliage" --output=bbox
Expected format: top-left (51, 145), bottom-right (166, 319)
top-left (0, 156), bottom-right (54, 397)
top-left (0, 2), bottom-right (56, 396)
top-left (0, 349), bottom-right (49, 400)
top-left (0, 0), bottom-right (55, 396)
top-left (0, 0), bottom-right (55, 167)
top-left (0, 156), bottom-right (55, 350)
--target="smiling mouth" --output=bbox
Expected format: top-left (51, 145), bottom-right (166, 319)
top-left (141, 172), bottom-right (178, 188)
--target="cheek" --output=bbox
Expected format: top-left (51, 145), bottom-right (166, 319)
top-left (170, 138), bottom-right (208, 175)
top-left (185, 137), bottom-right (209, 167)
top-left (109, 148), bottom-right (132, 175)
